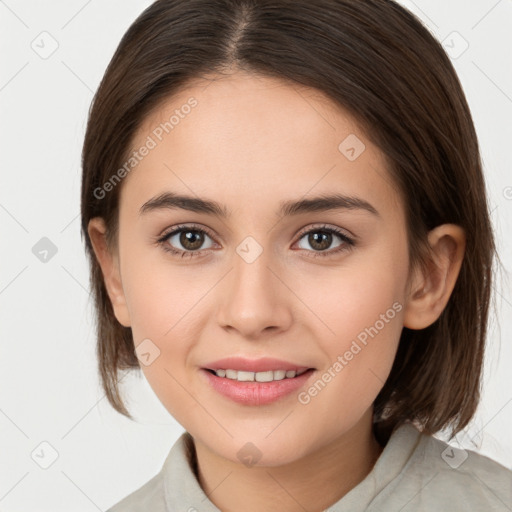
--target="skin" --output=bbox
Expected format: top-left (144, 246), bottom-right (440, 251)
top-left (88, 70), bottom-right (466, 512)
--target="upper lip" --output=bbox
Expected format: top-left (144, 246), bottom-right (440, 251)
top-left (203, 356), bottom-right (313, 373)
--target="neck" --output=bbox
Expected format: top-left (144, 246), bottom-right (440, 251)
top-left (192, 409), bottom-right (384, 512)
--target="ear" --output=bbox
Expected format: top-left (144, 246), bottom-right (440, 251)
top-left (403, 224), bottom-right (466, 330)
top-left (87, 217), bottom-right (131, 327)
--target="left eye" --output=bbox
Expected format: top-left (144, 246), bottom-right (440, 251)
top-left (296, 227), bottom-right (354, 254)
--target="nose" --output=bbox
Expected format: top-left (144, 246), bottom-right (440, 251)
top-left (216, 245), bottom-right (293, 340)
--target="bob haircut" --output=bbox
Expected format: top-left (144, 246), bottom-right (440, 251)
top-left (81, 0), bottom-right (498, 444)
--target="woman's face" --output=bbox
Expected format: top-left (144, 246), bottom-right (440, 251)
top-left (112, 71), bottom-right (411, 465)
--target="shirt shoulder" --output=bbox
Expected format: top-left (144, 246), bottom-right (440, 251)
top-left (419, 432), bottom-right (512, 505)
top-left (369, 425), bottom-right (512, 511)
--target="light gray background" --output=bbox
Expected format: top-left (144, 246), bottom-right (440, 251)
top-left (1, 0), bottom-right (511, 510)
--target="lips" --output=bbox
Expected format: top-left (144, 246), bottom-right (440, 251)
top-left (201, 366), bottom-right (316, 405)
top-left (203, 356), bottom-right (313, 373)
top-left (200, 356), bottom-right (316, 405)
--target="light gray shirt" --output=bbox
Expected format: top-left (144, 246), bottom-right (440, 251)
top-left (107, 422), bottom-right (512, 511)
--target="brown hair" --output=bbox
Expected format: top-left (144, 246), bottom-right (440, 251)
top-left (81, 0), bottom-right (498, 442)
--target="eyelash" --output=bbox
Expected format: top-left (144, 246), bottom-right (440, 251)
top-left (155, 223), bottom-right (355, 259)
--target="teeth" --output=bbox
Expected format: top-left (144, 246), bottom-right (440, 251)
top-left (213, 368), bottom-right (309, 382)
top-left (273, 370), bottom-right (286, 380)
top-left (237, 370), bottom-right (255, 382)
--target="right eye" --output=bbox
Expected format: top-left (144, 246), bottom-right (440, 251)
top-left (157, 224), bottom-right (217, 258)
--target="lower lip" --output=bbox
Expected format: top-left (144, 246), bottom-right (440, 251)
top-left (201, 368), bottom-right (315, 405)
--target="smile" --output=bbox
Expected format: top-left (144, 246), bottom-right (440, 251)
top-left (201, 367), bottom-right (316, 405)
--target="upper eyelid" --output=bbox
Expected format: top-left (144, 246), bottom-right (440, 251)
top-left (160, 223), bottom-right (217, 242)
top-left (296, 223), bottom-right (354, 240)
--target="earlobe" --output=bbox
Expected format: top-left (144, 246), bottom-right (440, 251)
top-left (87, 217), bottom-right (131, 327)
top-left (403, 224), bottom-right (466, 330)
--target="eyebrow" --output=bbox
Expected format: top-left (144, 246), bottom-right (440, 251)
top-left (139, 191), bottom-right (380, 218)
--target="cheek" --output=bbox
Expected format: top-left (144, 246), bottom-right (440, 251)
top-left (119, 249), bottom-right (224, 400)
top-left (122, 260), bottom-right (202, 419)
top-left (121, 245), bottom-right (212, 340)
top-left (294, 249), bottom-right (405, 411)
top-left (296, 247), bottom-right (405, 346)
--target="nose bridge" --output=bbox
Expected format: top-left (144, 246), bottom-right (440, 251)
top-left (217, 235), bottom-right (292, 337)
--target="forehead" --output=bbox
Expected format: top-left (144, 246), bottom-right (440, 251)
top-left (122, 71), bottom-right (402, 221)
